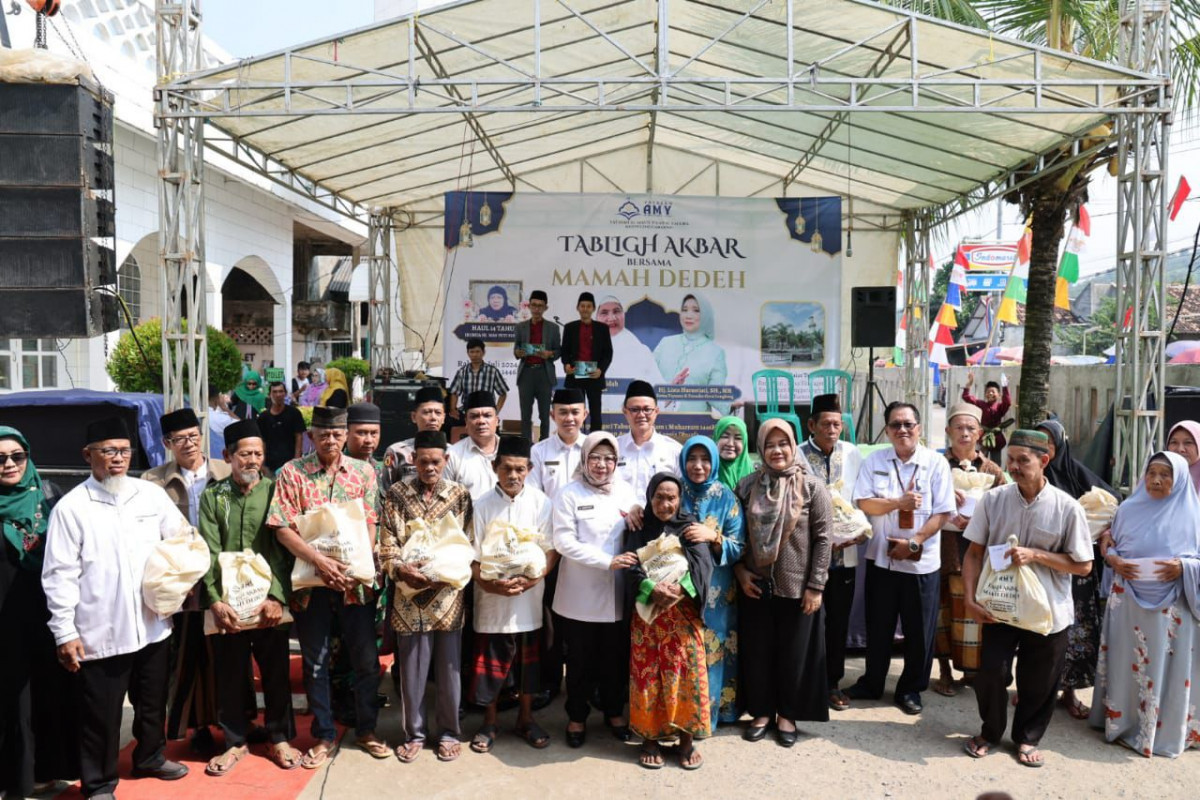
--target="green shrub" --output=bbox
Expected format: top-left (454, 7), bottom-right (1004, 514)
top-left (326, 356), bottom-right (371, 382)
top-left (106, 318), bottom-right (243, 394)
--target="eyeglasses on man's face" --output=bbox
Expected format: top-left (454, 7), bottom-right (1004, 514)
top-left (167, 433), bottom-right (202, 446)
top-left (887, 421), bottom-right (918, 431)
top-left (90, 447), bottom-right (133, 458)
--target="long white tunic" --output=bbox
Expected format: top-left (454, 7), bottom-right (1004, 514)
top-left (42, 477), bottom-right (187, 661)
top-left (472, 484), bottom-right (554, 634)
top-left (551, 478), bottom-right (637, 623)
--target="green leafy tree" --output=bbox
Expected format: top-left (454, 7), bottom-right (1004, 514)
top-left (885, 0), bottom-right (1200, 426)
top-left (107, 318), bottom-right (243, 394)
top-left (326, 356), bottom-right (372, 382)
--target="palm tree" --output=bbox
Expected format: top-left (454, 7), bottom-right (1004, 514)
top-left (886, 0), bottom-right (1200, 426)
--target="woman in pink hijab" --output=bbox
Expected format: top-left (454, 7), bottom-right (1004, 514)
top-left (1167, 421), bottom-right (1200, 493)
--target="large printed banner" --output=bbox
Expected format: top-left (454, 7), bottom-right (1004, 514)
top-left (443, 192), bottom-right (842, 438)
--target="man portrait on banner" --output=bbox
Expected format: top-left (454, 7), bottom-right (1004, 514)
top-left (595, 295), bottom-right (664, 413)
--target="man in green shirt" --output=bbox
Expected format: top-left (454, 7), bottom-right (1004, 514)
top-left (199, 420), bottom-right (301, 776)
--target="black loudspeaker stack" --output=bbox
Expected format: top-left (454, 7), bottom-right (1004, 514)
top-left (369, 377), bottom-right (447, 456)
top-left (0, 80), bottom-right (119, 337)
top-left (850, 285), bottom-right (897, 349)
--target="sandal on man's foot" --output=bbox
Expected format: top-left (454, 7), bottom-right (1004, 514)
top-left (679, 746), bottom-right (703, 770)
top-left (356, 735), bottom-right (390, 759)
top-left (437, 739), bottom-right (462, 762)
top-left (639, 743), bottom-right (664, 770)
top-left (301, 740), bottom-right (336, 770)
top-left (470, 725), bottom-right (499, 754)
top-left (268, 743), bottom-right (302, 770)
top-left (932, 677), bottom-right (957, 697)
top-left (1017, 744), bottom-right (1045, 768)
top-left (514, 721), bottom-right (550, 749)
top-left (395, 741), bottom-right (423, 764)
top-left (205, 745), bottom-right (248, 776)
top-left (962, 736), bottom-right (994, 759)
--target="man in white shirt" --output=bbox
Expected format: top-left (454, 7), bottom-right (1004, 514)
top-left (596, 296), bottom-right (663, 412)
top-left (208, 384), bottom-right (239, 459)
top-left (383, 385), bottom-right (447, 489)
top-left (529, 387), bottom-right (588, 500)
top-left (42, 417), bottom-right (192, 798)
top-left (615, 380), bottom-right (681, 498)
top-left (446, 390), bottom-right (501, 501)
top-left (846, 401), bottom-right (954, 716)
top-left (141, 408), bottom-right (232, 752)
top-left (960, 429), bottom-right (1092, 767)
top-left (798, 393), bottom-right (865, 711)
top-left (467, 436), bottom-right (557, 752)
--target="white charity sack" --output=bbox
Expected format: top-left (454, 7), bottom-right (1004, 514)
top-left (952, 466), bottom-right (997, 522)
top-left (478, 520), bottom-right (547, 581)
top-left (202, 550), bottom-right (293, 635)
top-left (975, 535), bottom-right (1054, 635)
top-left (141, 524), bottom-right (210, 618)
top-left (394, 515), bottom-right (475, 597)
top-left (828, 479), bottom-right (873, 546)
top-left (1078, 487), bottom-right (1119, 541)
top-left (289, 499), bottom-right (376, 590)
top-left (634, 534), bottom-right (690, 624)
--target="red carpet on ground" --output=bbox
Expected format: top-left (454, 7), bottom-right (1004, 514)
top-left (54, 653), bottom-right (395, 800)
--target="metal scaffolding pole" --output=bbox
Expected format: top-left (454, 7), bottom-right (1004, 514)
top-left (1112, 0), bottom-right (1171, 493)
top-left (155, 1), bottom-right (208, 437)
top-left (903, 211), bottom-right (932, 432)
top-left (367, 210), bottom-right (395, 374)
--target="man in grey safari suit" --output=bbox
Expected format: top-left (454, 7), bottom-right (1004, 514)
top-left (512, 289), bottom-right (561, 442)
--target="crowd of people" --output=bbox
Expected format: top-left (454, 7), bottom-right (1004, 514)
top-left (2, 369), bottom-right (1200, 798)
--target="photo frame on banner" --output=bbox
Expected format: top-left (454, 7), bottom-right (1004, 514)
top-left (442, 193), bottom-right (843, 439)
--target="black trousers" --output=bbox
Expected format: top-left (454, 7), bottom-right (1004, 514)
top-left (561, 617), bottom-right (628, 723)
top-left (212, 627), bottom-right (295, 747)
top-left (565, 376), bottom-right (604, 431)
top-left (823, 566), bottom-right (856, 688)
top-left (78, 638), bottom-right (171, 798)
top-left (854, 563), bottom-right (940, 700)
top-left (739, 594), bottom-right (829, 722)
top-left (975, 623), bottom-right (1070, 746)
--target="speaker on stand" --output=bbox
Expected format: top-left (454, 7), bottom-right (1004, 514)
top-left (851, 286), bottom-right (897, 443)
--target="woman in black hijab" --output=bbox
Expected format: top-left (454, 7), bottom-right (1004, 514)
top-left (1037, 417), bottom-right (1112, 719)
top-left (625, 473), bottom-right (714, 770)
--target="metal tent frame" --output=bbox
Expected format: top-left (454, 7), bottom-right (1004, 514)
top-left (154, 0), bottom-right (1170, 490)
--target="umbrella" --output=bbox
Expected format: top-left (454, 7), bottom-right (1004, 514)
top-left (967, 347), bottom-right (1003, 365)
top-left (996, 347), bottom-right (1023, 363)
top-left (1169, 348), bottom-right (1200, 364)
top-left (1166, 339), bottom-right (1200, 358)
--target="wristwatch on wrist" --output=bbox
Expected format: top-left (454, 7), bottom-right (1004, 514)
top-left (907, 538), bottom-right (922, 554)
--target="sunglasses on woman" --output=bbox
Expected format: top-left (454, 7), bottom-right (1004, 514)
top-left (0, 451), bottom-right (28, 465)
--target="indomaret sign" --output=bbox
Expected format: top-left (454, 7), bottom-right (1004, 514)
top-left (442, 192), bottom-right (843, 437)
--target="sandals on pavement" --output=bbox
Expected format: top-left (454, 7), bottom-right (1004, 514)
top-left (828, 689), bottom-right (850, 711)
top-left (356, 735), bottom-right (390, 759)
top-left (205, 745), bottom-right (248, 776)
top-left (678, 746), bottom-right (703, 770)
top-left (471, 725), bottom-right (499, 754)
top-left (1017, 744), bottom-right (1045, 768)
top-left (269, 742), bottom-right (302, 771)
top-left (932, 677), bottom-right (958, 697)
top-left (395, 741), bottom-right (423, 764)
top-left (1060, 694), bottom-right (1091, 720)
top-left (639, 743), bottom-right (664, 770)
top-left (301, 740), bottom-right (337, 770)
top-left (515, 721), bottom-right (551, 749)
top-left (963, 736), bottom-right (994, 759)
top-left (437, 739), bottom-right (462, 762)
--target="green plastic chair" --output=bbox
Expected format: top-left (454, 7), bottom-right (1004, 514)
top-left (808, 369), bottom-right (856, 443)
top-left (751, 369), bottom-right (802, 440)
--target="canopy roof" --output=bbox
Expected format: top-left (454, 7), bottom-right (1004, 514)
top-left (169, 0), bottom-right (1157, 219)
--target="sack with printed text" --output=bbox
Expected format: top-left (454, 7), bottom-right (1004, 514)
top-left (290, 499), bottom-right (376, 590)
top-left (142, 524), bottom-right (210, 617)
top-left (203, 549), bottom-right (293, 635)
top-left (479, 520), bottom-right (548, 581)
top-left (394, 515), bottom-right (474, 597)
top-left (974, 535), bottom-right (1054, 635)
top-left (1078, 487), bottom-right (1119, 541)
top-left (634, 534), bottom-right (689, 624)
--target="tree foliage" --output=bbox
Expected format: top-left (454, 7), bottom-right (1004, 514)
top-left (106, 318), bottom-right (243, 394)
top-left (326, 356), bottom-right (372, 382)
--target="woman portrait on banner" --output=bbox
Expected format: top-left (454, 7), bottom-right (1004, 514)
top-left (477, 285), bottom-right (518, 322)
top-left (677, 435), bottom-right (746, 728)
top-left (625, 473), bottom-right (714, 770)
top-left (653, 293), bottom-right (729, 415)
top-left (1090, 450), bottom-right (1200, 758)
top-left (0, 427), bottom-right (78, 798)
top-left (1037, 418), bottom-right (1116, 720)
top-left (734, 419), bottom-right (832, 747)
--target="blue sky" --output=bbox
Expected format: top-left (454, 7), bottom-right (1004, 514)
top-left (762, 302), bottom-right (823, 332)
top-left (204, 1), bottom-right (375, 58)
